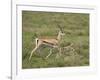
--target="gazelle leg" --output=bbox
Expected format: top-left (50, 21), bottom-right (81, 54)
top-left (45, 48), bottom-right (53, 59)
top-left (29, 41), bottom-right (42, 61)
top-left (29, 46), bottom-right (38, 61)
top-left (59, 47), bottom-right (62, 56)
top-left (56, 47), bottom-right (61, 58)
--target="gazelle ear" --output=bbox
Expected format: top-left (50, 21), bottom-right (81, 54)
top-left (54, 20), bottom-right (64, 32)
top-left (57, 24), bottom-right (64, 33)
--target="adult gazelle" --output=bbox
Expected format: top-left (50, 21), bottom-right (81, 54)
top-left (29, 25), bottom-right (65, 60)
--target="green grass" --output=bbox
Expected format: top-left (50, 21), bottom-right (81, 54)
top-left (22, 11), bottom-right (89, 69)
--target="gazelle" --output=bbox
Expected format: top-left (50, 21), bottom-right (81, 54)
top-left (29, 25), bottom-right (65, 60)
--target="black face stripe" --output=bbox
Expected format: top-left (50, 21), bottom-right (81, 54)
top-left (43, 41), bottom-right (55, 45)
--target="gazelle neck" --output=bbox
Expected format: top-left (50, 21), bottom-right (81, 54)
top-left (57, 31), bottom-right (62, 41)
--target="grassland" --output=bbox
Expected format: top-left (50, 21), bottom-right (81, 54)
top-left (22, 11), bottom-right (89, 69)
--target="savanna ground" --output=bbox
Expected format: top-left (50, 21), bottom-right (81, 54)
top-left (22, 11), bottom-right (89, 69)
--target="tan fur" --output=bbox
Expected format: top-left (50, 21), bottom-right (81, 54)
top-left (29, 31), bottom-right (65, 60)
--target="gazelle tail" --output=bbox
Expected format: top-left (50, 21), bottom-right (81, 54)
top-left (35, 38), bottom-right (39, 46)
